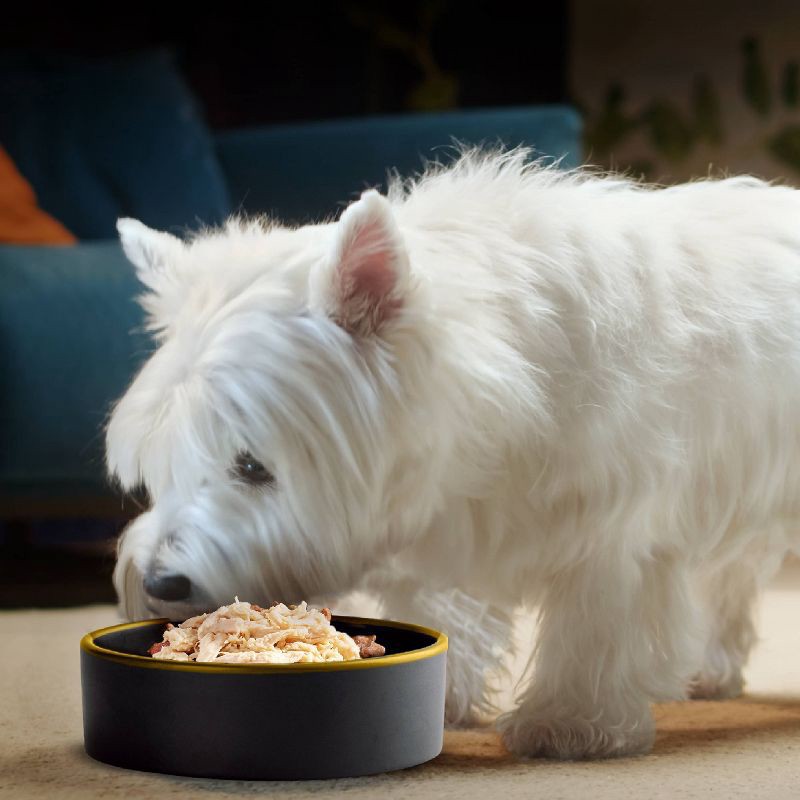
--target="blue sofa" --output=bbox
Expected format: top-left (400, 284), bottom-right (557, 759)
top-left (0, 54), bottom-right (581, 517)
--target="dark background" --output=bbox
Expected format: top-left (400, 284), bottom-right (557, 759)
top-left (1, 3), bottom-right (569, 130)
top-left (0, 3), bottom-right (570, 607)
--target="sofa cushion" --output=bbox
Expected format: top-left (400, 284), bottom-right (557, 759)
top-left (215, 106), bottom-right (582, 224)
top-left (0, 242), bottom-right (150, 494)
top-left (0, 49), bottom-right (231, 240)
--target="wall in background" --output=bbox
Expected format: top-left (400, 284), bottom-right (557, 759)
top-left (572, 0), bottom-right (800, 183)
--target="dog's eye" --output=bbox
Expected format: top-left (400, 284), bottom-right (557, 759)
top-left (232, 452), bottom-right (275, 487)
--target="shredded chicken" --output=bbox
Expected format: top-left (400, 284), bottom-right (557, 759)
top-left (147, 599), bottom-right (384, 664)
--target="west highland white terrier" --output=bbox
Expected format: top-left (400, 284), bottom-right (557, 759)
top-left (107, 149), bottom-right (800, 759)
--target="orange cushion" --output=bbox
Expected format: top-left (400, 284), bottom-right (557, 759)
top-left (0, 146), bottom-right (76, 244)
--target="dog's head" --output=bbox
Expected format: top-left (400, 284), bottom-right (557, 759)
top-left (107, 191), bottom-right (432, 619)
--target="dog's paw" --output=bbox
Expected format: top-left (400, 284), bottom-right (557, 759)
top-left (497, 707), bottom-right (655, 760)
top-left (689, 670), bottom-right (744, 700)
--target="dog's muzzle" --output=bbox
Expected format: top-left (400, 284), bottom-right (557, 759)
top-left (143, 572), bottom-right (192, 602)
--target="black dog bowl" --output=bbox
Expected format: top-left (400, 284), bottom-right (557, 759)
top-left (81, 615), bottom-right (447, 780)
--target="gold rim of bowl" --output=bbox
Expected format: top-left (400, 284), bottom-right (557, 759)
top-left (80, 615), bottom-right (448, 674)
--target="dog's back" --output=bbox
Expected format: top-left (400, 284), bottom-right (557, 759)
top-left (389, 158), bottom-right (800, 569)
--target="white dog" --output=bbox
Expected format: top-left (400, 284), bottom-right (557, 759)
top-left (107, 149), bottom-right (800, 760)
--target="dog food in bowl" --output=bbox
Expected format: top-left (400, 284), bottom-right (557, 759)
top-left (81, 613), bottom-right (447, 779)
top-left (147, 599), bottom-right (385, 663)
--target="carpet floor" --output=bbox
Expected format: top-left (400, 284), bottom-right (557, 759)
top-left (3, 565), bottom-right (800, 799)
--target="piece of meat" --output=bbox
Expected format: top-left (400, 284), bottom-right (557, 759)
top-left (320, 607), bottom-right (332, 622)
top-left (196, 631), bottom-right (227, 662)
top-left (352, 634), bottom-right (386, 658)
top-left (147, 641), bottom-right (166, 655)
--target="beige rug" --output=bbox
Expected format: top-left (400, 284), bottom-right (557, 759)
top-left (3, 568), bottom-right (800, 800)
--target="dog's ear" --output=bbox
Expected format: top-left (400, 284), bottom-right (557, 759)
top-left (117, 218), bottom-right (184, 292)
top-left (311, 190), bottom-right (410, 336)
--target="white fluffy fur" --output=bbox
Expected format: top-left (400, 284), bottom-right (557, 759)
top-left (108, 150), bottom-right (800, 759)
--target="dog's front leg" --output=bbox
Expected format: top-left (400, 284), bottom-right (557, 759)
top-left (499, 551), bottom-right (699, 759)
top-left (367, 570), bottom-right (513, 726)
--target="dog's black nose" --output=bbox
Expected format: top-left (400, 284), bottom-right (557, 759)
top-left (143, 572), bottom-right (192, 602)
